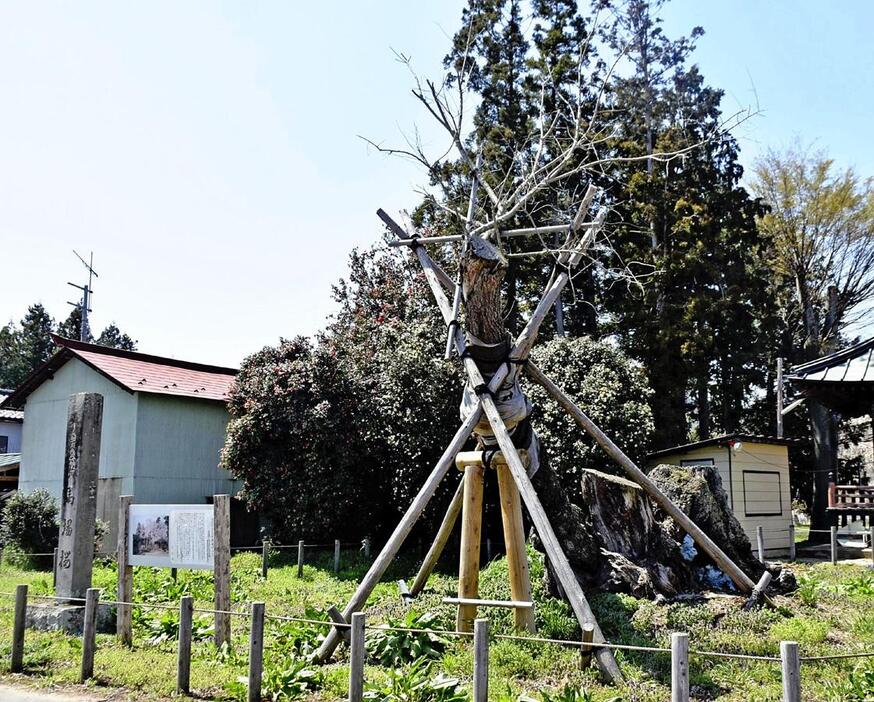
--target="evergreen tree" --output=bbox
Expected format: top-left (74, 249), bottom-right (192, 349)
top-left (599, 3), bottom-right (767, 446)
top-left (16, 305), bottom-right (55, 379)
top-left (96, 323), bottom-right (137, 351)
top-left (56, 306), bottom-right (86, 341)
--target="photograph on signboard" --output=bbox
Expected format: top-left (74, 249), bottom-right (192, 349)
top-left (129, 504), bottom-right (172, 567)
top-left (128, 503), bottom-right (215, 569)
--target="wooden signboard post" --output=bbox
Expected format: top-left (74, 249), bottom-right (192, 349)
top-left (116, 494), bottom-right (231, 648)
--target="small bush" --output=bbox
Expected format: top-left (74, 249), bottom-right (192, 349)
top-left (364, 658), bottom-right (465, 702)
top-left (769, 617), bottom-right (828, 645)
top-left (0, 489), bottom-right (59, 559)
top-left (366, 611), bottom-right (448, 666)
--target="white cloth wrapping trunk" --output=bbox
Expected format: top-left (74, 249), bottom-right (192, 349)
top-left (459, 333), bottom-right (540, 476)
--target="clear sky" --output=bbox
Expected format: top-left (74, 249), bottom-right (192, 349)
top-left (2, 1), bottom-right (872, 367)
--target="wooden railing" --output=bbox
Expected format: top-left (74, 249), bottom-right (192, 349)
top-left (828, 481), bottom-right (874, 509)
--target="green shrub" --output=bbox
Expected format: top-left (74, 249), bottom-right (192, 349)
top-left (366, 611), bottom-right (448, 666)
top-left (364, 658), bottom-right (465, 702)
top-left (0, 489), bottom-right (59, 559)
top-left (527, 337), bottom-right (654, 504)
top-left (769, 617), bottom-right (828, 645)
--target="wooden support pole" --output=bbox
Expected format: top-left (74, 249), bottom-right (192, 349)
top-left (297, 540), bottom-right (305, 578)
top-left (177, 595), bottom-right (193, 694)
top-left (780, 641), bottom-right (801, 702)
top-left (11, 584), bottom-right (27, 673)
top-left (579, 623), bottom-right (594, 669)
top-left (410, 476), bottom-right (465, 596)
top-left (457, 464), bottom-right (484, 633)
top-left (480, 402), bottom-right (622, 682)
top-left (80, 587), bottom-right (99, 682)
top-left (789, 523), bottom-right (796, 562)
top-left (525, 361), bottom-right (759, 596)
top-left (214, 494), bottom-right (231, 648)
top-left (386, 207), bottom-right (619, 678)
top-left (117, 494), bottom-right (133, 647)
top-left (445, 151), bottom-right (481, 359)
top-left (671, 632), bottom-right (689, 702)
top-left (327, 605), bottom-right (351, 644)
top-left (473, 619), bottom-right (489, 702)
top-left (314, 205), bottom-right (602, 664)
top-left (312, 412), bottom-right (482, 663)
top-left (261, 540), bottom-right (270, 579)
top-left (830, 526), bottom-right (838, 565)
top-left (334, 539), bottom-right (341, 574)
top-left (757, 525), bottom-right (765, 562)
top-left (248, 602), bottom-right (265, 702)
top-left (348, 612), bottom-right (365, 702)
top-left (496, 463), bottom-right (536, 632)
top-left (870, 525), bottom-right (874, 567)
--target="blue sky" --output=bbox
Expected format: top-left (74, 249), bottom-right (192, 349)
top-left (2, 1), bottom-right (872, 367)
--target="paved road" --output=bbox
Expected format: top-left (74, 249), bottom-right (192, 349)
top-left (0, 685), bottom-right (103, 702)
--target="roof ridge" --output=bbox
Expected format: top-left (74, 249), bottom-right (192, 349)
top-left (789, 336), bottom-right (874, 375)
top-left (51, 334), bottom-right (238, 376)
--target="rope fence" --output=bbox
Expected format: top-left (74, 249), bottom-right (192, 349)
top-left (0, 586), bottom-right (871, 702)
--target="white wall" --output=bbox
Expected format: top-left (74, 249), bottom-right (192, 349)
top-left (132, 394), bottom-right (238, 504)
top-left (650, 442), bottom-right (792, 556)
top-left (0, 419), bottom-right (22, 453)
top-left (19, 359), bottom-right (138, 499)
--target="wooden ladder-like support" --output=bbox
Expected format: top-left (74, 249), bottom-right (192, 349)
top-left (453, 450), bottom-right (536, 633)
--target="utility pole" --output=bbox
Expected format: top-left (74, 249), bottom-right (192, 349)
top-left (67, 251), bottom-right (98, 342)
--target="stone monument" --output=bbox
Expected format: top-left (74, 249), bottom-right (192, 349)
top-left (28, 393), bottom-right (113, 633)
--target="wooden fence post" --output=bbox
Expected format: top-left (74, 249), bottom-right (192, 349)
top-left (757, 525), bottom-right (765, 562)
top-left (117, 494), bottom-right (133, 647)
top-left (780, 641), bottom-right (801, 702)
top-left (579, 622), bottom-right (594, 669)
top-left (11, 584), bottom-right (27, 672)
top-left (348, 612), bottom-right (365, 702)
top-left (214, 494), bottom-right (231, 648)
top-left (830, 526), bottom-right (838, 565)
top-left (297, 540), bottom-right (305, 578)
top-left (788, 523), bottom-right (796, 562)
top-left (473, 618), bottom-right (489, 702)
top-left (362, 537), bottom-right (371, 560)
top-left (177, 595), bottom-right (193, 693)
top-left (80, 587), bottom-right (99, 682)
top-left (261, 540), bottom-right (270, 579)
top-left (671, 632), bottom-right (689, 702)
top-left (248, 602), bottom-right (265, 702)
top-left (869, 524), bottom-right (874, 567)
top-left (334, 539), bottom-right (341, 574)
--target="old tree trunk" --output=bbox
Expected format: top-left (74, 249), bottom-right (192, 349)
top-left (462, 238), bottom-right (793, 599)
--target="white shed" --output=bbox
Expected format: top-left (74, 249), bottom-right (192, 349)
top-left (5, 335), bottom-right (241, 550)
top-left (647, 434), bottom-right (796, 557)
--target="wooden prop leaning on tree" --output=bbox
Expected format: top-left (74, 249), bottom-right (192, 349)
top-left (314, 200), bottom-right (626, 683)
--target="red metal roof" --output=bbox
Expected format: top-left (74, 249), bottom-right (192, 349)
top-left (4, 336), bottom-right (237, 407)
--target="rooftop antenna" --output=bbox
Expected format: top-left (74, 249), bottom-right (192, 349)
top-left (67, 251), bottom-right (98, 342)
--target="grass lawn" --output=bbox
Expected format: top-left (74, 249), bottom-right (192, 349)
top-left (0, 547), bottom-right (870, 701)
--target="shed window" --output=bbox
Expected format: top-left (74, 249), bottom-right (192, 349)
top-left (742, 470), bottom-right (782, 517)
top-left (680, 458), bottom-right (714, 467)
top-left (0, 436), bottom-right (7, 454)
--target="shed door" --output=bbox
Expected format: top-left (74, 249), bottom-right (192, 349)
top-left (742, 470), bottom-right (782, 517)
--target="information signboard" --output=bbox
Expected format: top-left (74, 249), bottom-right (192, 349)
top-left (128, 504), bottom-right (214, 569)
